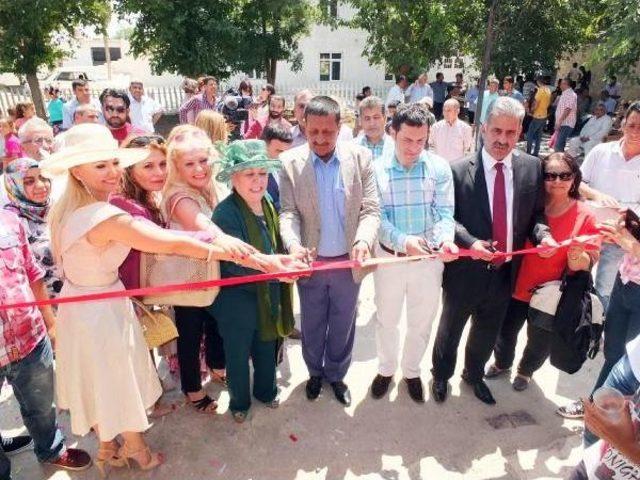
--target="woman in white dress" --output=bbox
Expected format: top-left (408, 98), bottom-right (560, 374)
top-left (42, 124), bottom-right (302, 477)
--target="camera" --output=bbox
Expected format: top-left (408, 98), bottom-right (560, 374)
top-left (219, 88), bottom-right (251, 140)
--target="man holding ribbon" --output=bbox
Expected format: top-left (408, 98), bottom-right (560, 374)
top-left (370, 103), bottom-right (457, 403)
top-left (431, 96), bottom-right (558, 405)
top-left (279, 95), bottom-right (380, 406)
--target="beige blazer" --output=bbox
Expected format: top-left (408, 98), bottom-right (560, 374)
top-left (278, 141), bottom-right (381, 282)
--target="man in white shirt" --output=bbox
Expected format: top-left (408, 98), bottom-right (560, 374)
top-left (429, 98), bottom-right (473, 162)
top-left (353, 96), bottom-right (394, 161)
top-left (385, 76), bottom-right (408, 108)
top-left (405, 73), bottom-right (433, 103)
top-left (605, 75), bottom-right (622, 100)
top-left (579, 102), bottom-right (640, 312)
top-left (127, 80), bottom-right (164, 133)
top-left (567, 103), bottom-right (612, 158)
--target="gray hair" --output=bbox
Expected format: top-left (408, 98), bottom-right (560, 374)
top-left (17, 117), bottom-right (52, 141)
top-left (359, 96), bottom-right (385, 116)
top-left (485, 96), bottom-right (525, 124)
top-left (294, 89), bottom-right (314, 106)
top-left (443, 98), bottom-right (460, 110)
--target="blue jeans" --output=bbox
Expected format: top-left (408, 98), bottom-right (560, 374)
top-left (0, 338), bottom-right (65, 480)
top-left (584, 353), bottom-right (640, 446)
top-left (595, 243), bottom-right (625, 312)
top-left (526, 118), bottom-right (546, 156)
top-left (554, 125), bottom-right (573, 152)
top-left (592, 276), bottom-right (640, 394)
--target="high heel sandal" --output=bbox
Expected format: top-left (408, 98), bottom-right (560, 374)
top-left (118, 444), bottom-right (164, 472)
top-left (95, 445), bottom-right (128, 478)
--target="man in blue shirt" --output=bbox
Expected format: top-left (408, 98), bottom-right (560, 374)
top-left (430, 72), bottom-right (449, 120)
top-left (279, 96), bottom-right (380, 406)
top-left (370, 103), bottom-right (458, 403)
top-left (354, 96), bottom-right (394, 162)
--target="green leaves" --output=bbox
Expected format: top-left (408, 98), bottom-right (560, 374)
top-left (115, 0), bottom-right (315, 82)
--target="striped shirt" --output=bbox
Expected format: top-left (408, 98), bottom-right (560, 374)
top-left (556, 88), bottom-right (577, 128)
top-left (178, 93), bottom-right (219, 124)
top-left (375, 148), bottom-right (455, 253)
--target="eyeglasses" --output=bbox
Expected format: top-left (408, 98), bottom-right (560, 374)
top-left (544, 172), bottom-right (574, 182)
top-left (25, 136), bottom-right (54, 145)
top-left (126, 135), bottom-right (166, 148)
top-left (105, 106), bottom-right (127, 114)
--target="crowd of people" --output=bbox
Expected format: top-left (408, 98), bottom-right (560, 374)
top-left (0, 68), bottom-right (639, 480)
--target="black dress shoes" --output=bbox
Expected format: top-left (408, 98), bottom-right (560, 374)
top-left (330, 381), bottom-right (351, 406)
top-left (404, 377), bottom-right (425, 403)
top-left (431, 378), bottom-right (448, 403)
top-left (471, 380), bottom-right (496, 405)
top-left (306, 376), bottom-right (322, 400)
top-left (370, 374), bottom-right (392, 399)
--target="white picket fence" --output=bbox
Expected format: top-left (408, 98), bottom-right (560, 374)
top-left (0, 81), bottom-right (389, 116)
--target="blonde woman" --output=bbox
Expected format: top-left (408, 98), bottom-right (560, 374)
top-left (195, 110), bottom-right (229, 144)
top-left (161, 124), bottom-right (253, 412)
top-left (43, 124), bottom-right (287, 476)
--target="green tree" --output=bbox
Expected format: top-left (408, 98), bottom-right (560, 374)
top-left (0, 0), bottom-right (109, 118)
top-left (589, 0), bottom-right (640, 79)
top-left (345, 0), bottom-right (469, 78)
top-left (115, 0), bottom-right (314, 84)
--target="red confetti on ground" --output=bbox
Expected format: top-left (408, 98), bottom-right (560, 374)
top-left (289, 434), bottom-right (298, 442)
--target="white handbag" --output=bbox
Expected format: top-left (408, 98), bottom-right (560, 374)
top-left (139, 252), bottom-right (221, 307)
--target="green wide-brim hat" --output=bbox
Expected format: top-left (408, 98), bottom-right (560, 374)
top-left (215, 139), bottom-right (282, 183)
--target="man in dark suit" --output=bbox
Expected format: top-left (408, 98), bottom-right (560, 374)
top-left (431, 96), bottom-right (558, 405)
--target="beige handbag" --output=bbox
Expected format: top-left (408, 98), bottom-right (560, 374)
top-left (139, 253), bottom-right (221, 307)
top-left (131, 298), bottom-right (179, 349)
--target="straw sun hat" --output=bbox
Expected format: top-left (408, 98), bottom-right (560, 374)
top-left (40, 123), bottom-right (148, 176)
top-left (215, 140), bottom-right (282, 183)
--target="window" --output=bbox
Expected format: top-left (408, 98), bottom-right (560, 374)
top-left (319, 0), bottom-right (338, 18)
top-left (454, 57), bottom-right (464, 69)
top-left (90, 47), bottom-right (122, 66)
top-left (384, 72), bottom-right (394, 81)
top-left (443, 57), bottom-right (453, 69)
top-left (320, 53), bottom-right (341, 81)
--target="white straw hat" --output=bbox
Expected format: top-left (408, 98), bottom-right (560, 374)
top-left (40, 123), bottom-right (148, 176)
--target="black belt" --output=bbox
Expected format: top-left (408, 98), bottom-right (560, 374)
top-left (379, 243), bottom-right (407, 257)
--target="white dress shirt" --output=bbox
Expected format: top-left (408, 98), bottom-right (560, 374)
top-left (429, 119), bottom-right (473, 162)
top-left (128, 94), bottom-right (164, 133)
top-left (481, 148), bottom-right (515, 253)
top-left (581, 140), bottom-right (640, 211)
top-left (385, 84), bottom-right (405, 107)
top-left (406, 83), bottom-right (434, 103)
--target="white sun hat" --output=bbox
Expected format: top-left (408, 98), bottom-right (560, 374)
top-left (40, 123), bottom-right (148, 176)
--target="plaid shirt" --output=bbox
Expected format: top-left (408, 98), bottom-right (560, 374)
top-left (178, 93), bottom-right (219, 124)
top-left (355, 134), bottom-right (394, 162)
top-left (375, 149), bottom-right (455, 253)
top-left (0, 210), bottom-right (46, 367)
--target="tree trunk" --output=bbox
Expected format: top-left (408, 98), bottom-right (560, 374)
top-left (474, 0), bottom-right (499, 149)
top-left (266, 58), bottom-right (276, 85)
top-left (26, 73), bottom-right (46, 120)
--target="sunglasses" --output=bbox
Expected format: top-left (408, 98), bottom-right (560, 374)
top-left (105, 105), bottom-right (127, 114)
top-left (544, 172), bottom-right (574, 182)
top-left (126, 135), bottom-right (166, 148)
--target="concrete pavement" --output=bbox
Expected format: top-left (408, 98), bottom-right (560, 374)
top-left (1, 274), bottom-right (598, 480)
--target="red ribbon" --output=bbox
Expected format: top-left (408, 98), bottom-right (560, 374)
top-left (0, 235), bottom-right (601, 311)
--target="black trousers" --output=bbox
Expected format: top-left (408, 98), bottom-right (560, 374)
top-left (174, 306), bottom-right (225, 394)
top-left (433, 102), bottom-right (444, 120)
top-left (493, 298), bottom-right (553, 377)
top-left (432, 263), bottom-right (512, 384)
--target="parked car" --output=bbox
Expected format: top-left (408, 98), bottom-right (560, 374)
top-left (42, 67), bottom-right (130, 95)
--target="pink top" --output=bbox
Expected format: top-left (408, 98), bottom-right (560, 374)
top-left (4, 133), bottom-right (22, 159)
top-left (619, 253), bottom-right (640, 286)
top-left (109, 194), bottom-right (213, 291)
top-left (0, 210), bottom-right (46, 367)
